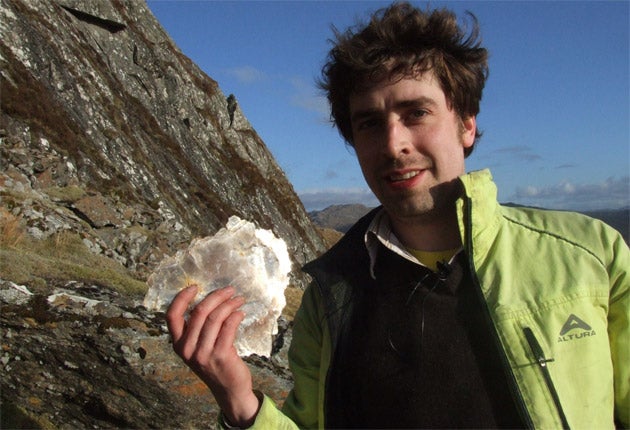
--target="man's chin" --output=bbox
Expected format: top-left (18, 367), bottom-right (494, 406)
top-left (380, 192), bottom-right (458, 225)
top-left (381, 198), bottom-right (435, 220)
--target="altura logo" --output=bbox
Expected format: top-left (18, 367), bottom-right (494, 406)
top-left (558, 314), bottom-right (596, 343)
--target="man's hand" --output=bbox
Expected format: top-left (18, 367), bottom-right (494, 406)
top-left (166, 285), bottom-right (261, 427)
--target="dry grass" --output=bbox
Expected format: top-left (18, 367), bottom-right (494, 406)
top-left (316, 227), bottom-right (343, 249)
top-left (43, 185), bottom-right (86, 202)
top-left (0, 208), bottom-right (26, 248)
top-left (280, 227), bottom-right (343, 320)
top-left (0, 229), bottom-right (146, 297)
top-left (283, 285), bottom-right (304, 320)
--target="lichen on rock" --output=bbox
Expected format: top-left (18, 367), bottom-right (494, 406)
top-left (143, 216), bottom-right (291, 357)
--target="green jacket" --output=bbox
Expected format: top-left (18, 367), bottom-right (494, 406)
top-left (249, 169), bottom-right (629, 429)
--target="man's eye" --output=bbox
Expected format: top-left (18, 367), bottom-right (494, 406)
top-left (356, 118), bottom-right (379, 131)
top-left (410, 109), bottom-right (427, 119)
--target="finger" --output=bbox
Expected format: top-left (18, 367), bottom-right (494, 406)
top-left (187, 286), bottom-right (236, 328)
top-left (213, 310), bottom-right (246, 355)
top-left (193, 295), bottom-right (245, 358)
top-left (178, 287), bottom-right (239, 357)
top-left (166, 285), bottom-right (199, 341)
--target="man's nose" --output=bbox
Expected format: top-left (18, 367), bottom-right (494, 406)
top-left (382, 118), bottom-right (411, 158)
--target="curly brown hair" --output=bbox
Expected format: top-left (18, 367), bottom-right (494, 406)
top-left (318, 2), bottom-right (489, 157)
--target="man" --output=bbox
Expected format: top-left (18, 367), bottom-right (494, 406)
top-left (167, 3), bottom-right (629, 428)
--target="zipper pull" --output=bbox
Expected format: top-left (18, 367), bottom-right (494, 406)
top-left (536, 356), bottom-right (555, 367)
top-left (524, 327), bottom-right (554, 367)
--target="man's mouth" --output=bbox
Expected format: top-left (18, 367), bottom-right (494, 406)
top-left (388, 170), bottom-right (421, 182)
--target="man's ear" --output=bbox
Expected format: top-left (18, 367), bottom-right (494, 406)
top-left (461, 116), bottom-right (476, 149)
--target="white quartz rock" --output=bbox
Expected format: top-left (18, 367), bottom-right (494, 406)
top-left (143, 216), bottom-right (291, 357)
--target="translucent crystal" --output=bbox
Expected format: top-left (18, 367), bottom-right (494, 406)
top-left (143, 216), bottom-right (291, 357)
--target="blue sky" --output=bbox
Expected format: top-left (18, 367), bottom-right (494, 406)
top-left (147, 1), bottom-right (629, 212)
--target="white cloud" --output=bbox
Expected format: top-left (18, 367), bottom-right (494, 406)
top-left (291, 93), bottom-right (329, 117)
top-left (298, 187), bottom-right (379, 211)
top-left (289, 76), bottom-right (329, 118)
top-left (226, 66), bottom-right (266, 84)
top-left (513, 176), bottom-right (629, 210)
top-left (491, 145), bottom-right (542, 162)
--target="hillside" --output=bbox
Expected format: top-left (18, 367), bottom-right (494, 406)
top-left (0, 0), bottom-right (326, 426)
top-left (1, 0), bottom-right (325, 286)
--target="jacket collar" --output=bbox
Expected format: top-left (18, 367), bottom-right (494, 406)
top-left (456, 169), bottom-right (503, 264)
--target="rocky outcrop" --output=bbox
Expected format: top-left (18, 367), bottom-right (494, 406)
top-left (0, 279), bottom-right (293, 428)
top-left (0, 0), bottom-right (328, 426)
top-left (0, 0), bottom-right (326, 285)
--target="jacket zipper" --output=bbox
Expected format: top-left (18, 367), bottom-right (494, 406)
top-left (523, 327), bottom-right (571, 429)
top-left (463, 197), bottom-right (535, 429)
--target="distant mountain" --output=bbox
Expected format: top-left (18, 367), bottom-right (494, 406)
top-left (582, 208), bottom-right (629, 244)
top-left (309, 204), bottom-right (373, 233)
top-left (312, 204), bottom-right (629, 244)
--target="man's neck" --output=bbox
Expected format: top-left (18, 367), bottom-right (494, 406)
top-left (389, 210), bottom-right (461, 252)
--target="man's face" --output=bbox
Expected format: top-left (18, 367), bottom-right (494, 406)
top-left (349, 71), bottom-right (476, 224)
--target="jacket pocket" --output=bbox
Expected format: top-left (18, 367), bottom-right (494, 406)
top-left (523, 327), bottom-right (570, 429)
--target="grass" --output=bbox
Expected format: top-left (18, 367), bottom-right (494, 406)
top-left (0, 207), bottom-right (25, 248)
top-left (316, 227), bottom-right (343, 249)
top-left (0, 210), bottom-right (146, 296)
top-left (43, 185), bottom-right (86, 202)
top-left (283, 285), bottom-right (303, 320)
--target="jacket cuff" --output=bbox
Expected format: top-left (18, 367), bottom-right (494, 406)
top-left (217, 391), bottom-right (272, 429)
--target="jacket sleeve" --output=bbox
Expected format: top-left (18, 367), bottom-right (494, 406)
top-left (216, 392), bottom-right (294, 430)
top-left (607, 231), bottom-right (630, 428)
top-left (280, 281), bottom-right (327, 428)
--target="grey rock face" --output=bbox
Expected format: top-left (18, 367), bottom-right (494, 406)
top-left (0, 0), bottom-right (326, 426)
top-left (0, 280), bottom-right (293, 428)
top-left (0, 0), bottom-right (325, 286)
